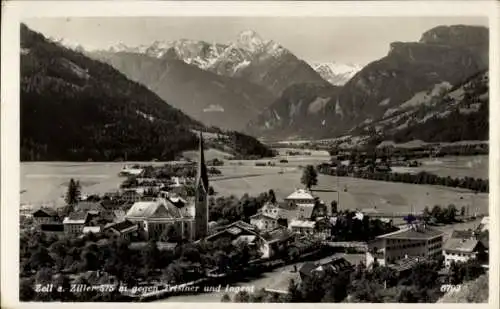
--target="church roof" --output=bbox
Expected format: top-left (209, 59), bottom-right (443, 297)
top-left (196, 131), bottom-right (209, 192)
top-left (125, 198), bottom-right (182, 219)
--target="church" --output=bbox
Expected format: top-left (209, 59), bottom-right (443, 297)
top-left (125, 132), bottom-right (209, 241)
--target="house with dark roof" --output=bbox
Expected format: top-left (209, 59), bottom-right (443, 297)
top-left (205, 221), bottom-right (290, 260)
top-left (32, 208), bottom-right (60, 225)
top-left (103, 219), bottom-right (139, 240)
top-left (299, 257), bottom-right (353, 281)
top-left (75, 201), bottom-right (105, 213)
top-left (366, 222), bottom-right (443, 267)
top-left (63, 211), bottom-right (89, 235)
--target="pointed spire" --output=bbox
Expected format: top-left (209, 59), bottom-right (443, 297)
top-left (197, 130), bottom-right (209, 191)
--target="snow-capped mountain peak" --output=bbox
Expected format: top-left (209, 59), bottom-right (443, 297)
top-left (236, 30), bottom-right (265, 53)
top-left (311, 62), bottom-right (363, 86)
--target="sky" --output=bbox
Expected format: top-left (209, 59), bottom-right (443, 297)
top-left (24, 16), bottom-right (488, 65)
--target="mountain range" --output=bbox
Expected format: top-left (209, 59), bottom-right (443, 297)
top-left (247, 25), bottom-right (489, 142)
top-left (20, 24), bottom-right (273, 161)
top-left (31, 24), bottom-right (489, 148)
top-left (86, 31), bottom-right (341, 130)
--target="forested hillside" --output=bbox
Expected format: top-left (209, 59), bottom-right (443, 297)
top-left (20, 24), bottom-right (274, 161)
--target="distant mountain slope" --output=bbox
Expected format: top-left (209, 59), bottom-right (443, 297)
top-left (248, 25), bottom-right (489, 141)
top-left (89, 50), bottom-right (277, 131)
top-left (245, 83), bottom-right (341, 140)
top-left (20, 24), bottom-right (273, 161)
top-left (388, 70), bottom-right (489, 143)
top-left (345, 70), bottom-right (488, 147)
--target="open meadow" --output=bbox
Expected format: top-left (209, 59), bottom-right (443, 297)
top-left (212, 170), bottom-right (488, 215)
top-left (21, 152), bottom-right (489, 215)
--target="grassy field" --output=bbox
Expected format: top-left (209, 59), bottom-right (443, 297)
top-left (212, 170), bottom-right (488, 215)
top-left (414, 155), bottom-right (488, 179)
top-left (21, 153), bottom-right (488, 215)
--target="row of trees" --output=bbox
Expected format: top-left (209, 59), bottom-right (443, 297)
top-left (422, 204), bottom-right (461, 224)
top-left (329, 143), bottom-right (488, 160)
top-left (328, 212), bottom-right (399, 242)
top-left (318, 166), bottom-right (488, 193)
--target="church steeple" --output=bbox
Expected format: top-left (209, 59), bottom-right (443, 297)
top-left (196, 131), bottom-right (209, 192)
top-left (194, 130), bottom-right (209, 239)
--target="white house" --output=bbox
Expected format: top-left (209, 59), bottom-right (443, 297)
top-left (289, 219), bottom-right (316, 236)
top-left (285, 189), bottom-right (315, 206)
top-left (250, 212), bottom-right (280, 231)
top-left (443, 237), bottom-right (487, 268)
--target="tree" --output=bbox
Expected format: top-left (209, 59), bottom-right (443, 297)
top-left (444, 204), bottom-right (457, 223)
top-left (221, 293), bottom-right (232, 302)
top-left (65, 178), bottom-right (81, 205)
top-left (208, 186), bottom-right (215, 195)
top-left (234, 291), bottom-right (250, 303)
top-left (331, 200), bottom-right (338, 215)
top-left (268, 189), bottom-right (277, 204)
top-left (301, 165), bottom-right (318, 190)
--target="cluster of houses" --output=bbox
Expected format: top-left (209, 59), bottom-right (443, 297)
top-left (365, 217), bottom-right (489, 273)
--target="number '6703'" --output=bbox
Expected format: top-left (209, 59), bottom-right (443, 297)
top-left (440, 284), bottom-right (461, 292)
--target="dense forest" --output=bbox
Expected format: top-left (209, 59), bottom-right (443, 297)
top-left (20, 24), bottom-right (274, 161)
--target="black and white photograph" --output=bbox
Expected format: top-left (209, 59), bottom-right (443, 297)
top-left (1, 0), bottom-right (498, 306)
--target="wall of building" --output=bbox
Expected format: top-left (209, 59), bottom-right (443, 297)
top-left (426, 236), bottom-right (444, 258)
top-left (64, 223), bottom-right (84, 234)
top-left (290, 226), bottom-right (314, 235)
top-left (250, 217), bottom-right (278, 231)
top-left (444, 251), bottom-right (476, 267)
top-left (384, 238), bottom-right (429, 262)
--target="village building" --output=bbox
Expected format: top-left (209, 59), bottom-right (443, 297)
top-left (103, 220), bottom-right (139, 240)
top-left (250, 202), bottom-right (290, 231)
top-left (284, 189), bottom-right (316, 219)
top-left (443, 231), bottom-right (487, 267)
top-left (125, 198), bottom-right (196, 241)
top-left (121, 189), bottom-right (142, 203)
top-left (386, 256), bottom-right (428, 276)
top-left (366, 222), bottom-right (443, 267)
top-left (119, 165), bottom-right (144, 177)
top-left (289, 220), bottom-right (316, 236)
top-left (39, 223), bottom-right (65, 237)
top-left (32, 208), bottom-right (60, 226)
top-left (478, 216), bottom-right (489, 231)
top-left (205, 221), bottom-right (291, 260)
top-left (62, 211), bottom-right (88, 235)
top-left (285, 189), bottom-right (315, 207)
top-left (299, 257), bottom-right (353, 281)
top-left (82, 226), bottom-right (102, 234)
